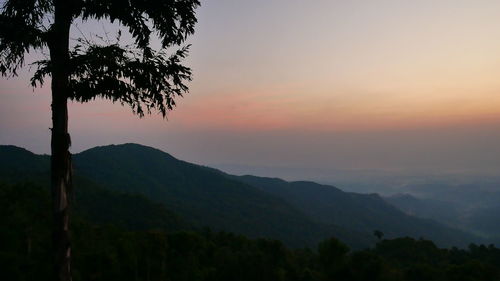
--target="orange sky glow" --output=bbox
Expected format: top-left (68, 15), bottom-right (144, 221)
top-left (2, 0), bottom-right (500, 180)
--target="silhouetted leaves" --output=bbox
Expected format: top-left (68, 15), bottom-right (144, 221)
top-left (1, 0), bottom-right (200, 116)
top-left (31, 43), bottom-right (192, 116)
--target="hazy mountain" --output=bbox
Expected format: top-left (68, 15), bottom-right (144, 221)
top-left (386, 193), bottom-right (462, 218)
top-left (405, 182), bottom-right (500, 207)
top-left (1, 144), bottom-right (347, 247)
top-left (232, 175), bottom-right (478, 247)
top-left (73, 144), bottom-right (375, 247)
top-left (386, 193), bottom-right (500, 240)
top-left (0, 143), bottom-right (484, 248)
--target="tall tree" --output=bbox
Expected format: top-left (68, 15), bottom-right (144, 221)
top-left (0, 0), bottom-right (200, 280)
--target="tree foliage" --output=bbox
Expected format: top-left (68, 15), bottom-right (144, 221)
top-left (1, 0), bottom-right (200, 116)
top-left (31, 43), bottom-right (192, 116)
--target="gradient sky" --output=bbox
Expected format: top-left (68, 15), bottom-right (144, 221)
top-left (1, 0), bottom-right (500, 185)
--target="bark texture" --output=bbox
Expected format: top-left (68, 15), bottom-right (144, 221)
top-left (49, 1), bottom-right (73, 281)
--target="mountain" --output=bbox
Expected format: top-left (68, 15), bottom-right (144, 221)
top-left (232, 175), bottom-right (479, 247)
top-left (0, 145), bottom-right (49, 183)
top-left (0, 143), bottom-right (482, 248)
top-left (73, 177), bottom-right (190, 232)
top-left (1, 144), bottom-right (349, 247)
top-left (384, 194), bottom-right (464, 226)
top-left (0, 146), bottom-right (188, 233)
top-left (72, 144), bottom-right (358, 247)
top-left (386, 193), bottom-right (500, 240)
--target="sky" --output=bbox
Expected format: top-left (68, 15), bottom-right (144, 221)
top-left (1, 0), bottom-right (500, 188)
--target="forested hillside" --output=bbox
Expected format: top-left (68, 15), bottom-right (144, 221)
top-left (234, 175), bottom-right (478, 247)
top-left (1, 181), bottom-right (499, 281)
top-left (0, 144), bottom-right (483, 248)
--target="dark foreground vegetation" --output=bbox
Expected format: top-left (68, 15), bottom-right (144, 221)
top-left (2, 182), bottom-right (500, 281)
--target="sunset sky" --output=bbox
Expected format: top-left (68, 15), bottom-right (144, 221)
top-left (1, 0), bottom-right (500, 186)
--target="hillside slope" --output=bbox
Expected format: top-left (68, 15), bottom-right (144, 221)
top-left (386, 193), bottom-right (500, 240)
top-left (233, 175), bottom-right (479, 247)
top-left (0, 146), bottom-right (188, 233)
top-left (73, 144), bottom-right (354, 247)
top-left (0, 144), bottom-right (481, 247)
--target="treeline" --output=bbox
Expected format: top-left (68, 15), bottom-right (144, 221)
top-left (1, 182), bottom-right (500, 281)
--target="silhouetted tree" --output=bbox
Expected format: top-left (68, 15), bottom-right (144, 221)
top-left (0, 1), bottom-right (200, 280)
top-left (374, 230), bottom-right (384, 241)
top-left (318, 237), bottom-right (350, 279)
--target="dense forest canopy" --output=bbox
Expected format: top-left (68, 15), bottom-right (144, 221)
top-left (1, 181), bottom-right (500, 281)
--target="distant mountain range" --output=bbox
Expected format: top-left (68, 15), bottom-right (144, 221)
top-left (385, 193), bottom-right (500, 242)
top-left (232, 175), bottom-right (478, 247)
top-left (0, 143), bottom-right (484, 248)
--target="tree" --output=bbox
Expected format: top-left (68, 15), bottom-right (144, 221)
top-left (374, 230), bottom-right (384, 241)
top-left (0, 1), bottom-right (200, 280)
top-left (318, 237), bottom-right (350, 279)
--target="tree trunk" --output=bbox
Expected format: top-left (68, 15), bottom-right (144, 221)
top-left (49, 1), bottom-right (73, 281)
top-left (50, 84), bottom-right (72, 281)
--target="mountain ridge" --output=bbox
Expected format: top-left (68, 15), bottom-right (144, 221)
top-left (0, 143), bottom-right (482, 248)
top-left (231, 174), bottom-right (479, 247)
